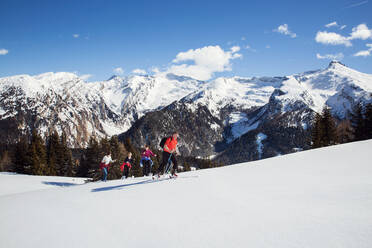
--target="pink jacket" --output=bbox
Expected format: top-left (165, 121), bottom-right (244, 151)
top-left (141, 149), bottom-right (155, 158)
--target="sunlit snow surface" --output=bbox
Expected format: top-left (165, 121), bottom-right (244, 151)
top-left (1, 139), bottom-right (371, 248)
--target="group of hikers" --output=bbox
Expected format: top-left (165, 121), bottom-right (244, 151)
top-left (99, 132), bottom-right (179, 181)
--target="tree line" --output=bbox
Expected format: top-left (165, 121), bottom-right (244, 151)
top-left (0, 132), bottom-right (221, 180)
top-left (311, 103), bottom-right (372, 148)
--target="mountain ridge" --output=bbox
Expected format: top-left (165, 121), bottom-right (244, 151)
top-left (1, 62), bottom-right (371, 162)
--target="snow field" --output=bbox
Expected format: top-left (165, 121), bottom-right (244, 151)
top-left (0, 139), bottom-right (372, 248)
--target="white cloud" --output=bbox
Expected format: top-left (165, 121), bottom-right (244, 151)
top-left (315, 31), bottom-right (352, 46)
top-left (266, 45), bottom-right (271, 49)
top-left (0, 49), bottom-right (9, 55)
top-left (353, 43), bottom-right (372, 57)
top-left (349, 23), bottom-right (372, 40)
top-left (325, 22), bottom-right (338, 28)
top-left (241, 37), bottom-right (246, 41)
top-left (73, 34), bottom-right (80, 38)
top-left (80, 74), bottom-right (93, 80)
top-left (274, 24), bottom-right (297, 38)
top-left (113, 67), bottom-right (124, 75)
top-left (230, 46), bottom-right (241, 53)
top-left (354, 50), bottom-right (371, 57)
top-left (344, 0), bottom-right (369, 9)
top-left (164, 45), bottom-right (242, 81)
top-left (340, 25), bottom-right (347, 30)
top-left (316, 53), bottom-right (344, 60)
top-left (132, 68), bottom-right (147, 74)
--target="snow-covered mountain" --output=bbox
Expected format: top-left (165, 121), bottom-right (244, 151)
top-left (1, 62), bottom-right (371, 157)
top-left (1, 140), bottom-right (371, 248)
top-left (120, 62), bottom-right (372, 161)
top-left (0, 72), bottom-right (203, 146)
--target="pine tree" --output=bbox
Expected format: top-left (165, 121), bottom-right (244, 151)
top-left (13, 136), bottom-right (29, 174)
top-left (28, 130), bottom-right (48, 175)
top-left (28, 130), bottom-right (50, 175)
top-left (351, 103), bottom-right (366, 141)
top-left (311, 113), bottom-right (323, 148)
top-left (0, 150), bottom-right (12, 172)
top-left (100, 137), bottom-right (111, 158)
top-left (336, 120), bottom-right (353, 144)
top-left (311, 107), bottom-right (337, 148)
top-left (320, 107), bottom-right (337, 146)
top-left (46, 132), bottom-right (59, 176)
top-left (364, 103), bottom-right (372, 139)
top-left (84, 137), bottom-right (101, 180)
top-left (59, 133), bottom-right (74, 177)
top-left (107, 136), bottom-right (126, 180)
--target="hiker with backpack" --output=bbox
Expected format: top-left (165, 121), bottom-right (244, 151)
top-left (120, 152), bottom-right (133, 179)
top-left (156, 132), bottom-right (179, 178)
top-left (100, 152), bottom-right (115, 182)
top-left (140, 145), bottom-right (157, 176)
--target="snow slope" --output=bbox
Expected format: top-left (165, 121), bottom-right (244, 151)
top-left (0, 173), bottom-right (86, 197)
top-left (1, 140), bottom-right (371, 248)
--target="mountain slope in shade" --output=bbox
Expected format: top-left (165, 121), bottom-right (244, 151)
top-left (0, 140), bottom-right (371, 248)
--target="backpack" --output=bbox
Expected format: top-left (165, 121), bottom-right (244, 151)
top-left (159, 136), bottom-right (170, 149)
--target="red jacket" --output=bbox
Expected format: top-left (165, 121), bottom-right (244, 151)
top-left (120, 162), bottom-right (132, 171)
top-left (164, 137), bottom-right (178, 153)
top-left (99, 163), bottom-right (110, 170)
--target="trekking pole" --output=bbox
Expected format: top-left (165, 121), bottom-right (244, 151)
top-left (164, 153), bottom-right (173, 175)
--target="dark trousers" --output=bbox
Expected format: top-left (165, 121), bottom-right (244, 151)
top-left (142, 160), bottom-right (152, 176)
top-left (158, 151), bottom-right (177, 174)
top-left (123, 166), bottom-right (130, 178)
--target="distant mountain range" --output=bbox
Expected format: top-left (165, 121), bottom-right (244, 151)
top-left (1, 61), bottom-right (371, 164)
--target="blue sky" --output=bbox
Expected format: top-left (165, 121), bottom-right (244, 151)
top-left (1, 0), bottom-right (371, 81)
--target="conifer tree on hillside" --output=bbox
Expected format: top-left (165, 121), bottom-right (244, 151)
top-left (107, 136), bottom-right (126, 180)
top-left (320, 107), bottom-right (337, 147)
top-left (28, 130), bottom-right (48, 175)
top-left (311, 113), bottom-right (323, 148)
top-left (99, 137), bottom-right (111, 158)
top-left (59, 133), bottom-right (74, 177)
top-left (351, 103), bottom-right (366, 141)
top-left (77, 136), bottom-right (100, 178)
top-left (46, 131), bottom-right (59, 176)
top-left (311, 107), bottom-right (337, 148)
top-left (0, 150), bottom-right (12, 172)
top-left (13, 136), bottom-right (29, 174)
top-left (364, 103), bottom-right (372, 139)
top-left (336, 120), bottom-right (353, 144)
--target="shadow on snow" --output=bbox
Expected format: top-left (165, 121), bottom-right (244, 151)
top-left (91, 178), bottom-right (168, 192)
top-left (42, 181), bottom-right (79, 187)
top-left (91, 175), bottom-right (198, 193)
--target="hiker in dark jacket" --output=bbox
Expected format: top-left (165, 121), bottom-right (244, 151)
top-left (120, 152), bottom-right (133, 179)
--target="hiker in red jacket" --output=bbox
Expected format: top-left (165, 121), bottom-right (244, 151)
top-left (120, 152), bottom-right (133, 179)
top-left (157, 132), bottom-right (179, 177)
